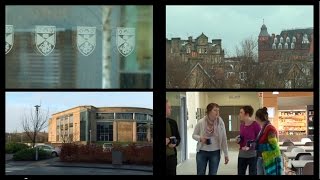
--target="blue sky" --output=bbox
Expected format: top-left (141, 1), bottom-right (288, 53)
top-left (5, 92), bottom-right (153, 133)
top-left (166, 5), bottom-right (313, 57)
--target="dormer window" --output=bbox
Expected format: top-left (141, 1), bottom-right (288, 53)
top-left (292, 36), bottom-right (296, 43)
top-left (278, 43), bottom-right (282, 49)
top-left (302, 34), bottom-right (309, 44)
top-left (291, 42), bottom-right (295, 49)
top-left (286, 36), bottom-right (290, 43)
top-left (274, 37), bottom-right (278, 43)
top-left (280, 37), bottom-right (284, 43)
top-left (284, 43), bottom-right (288, 49)
top-left (272, 43), bottom-right (276, 49)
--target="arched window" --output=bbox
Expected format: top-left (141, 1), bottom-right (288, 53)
top-left (272, 43), bottom-right (276, 49)
top-left (278, 43), bottom-right (282, 49)
top-left (280, 37), bottom-right (284, 43)
top-left (292, 36), bottom-right (296, 43)
top-left (187, 47), bottom-right (191, 54)
top-left (284, 43), bottom-right (288, 49)
top-left (286, 36), bottom-right (290, 43)
top-left (302, 34), bottom-right (309, 44)
top-left (291, 42), bottom-right (295, 49)
top-left (274, 37), bottom-right (278, 43)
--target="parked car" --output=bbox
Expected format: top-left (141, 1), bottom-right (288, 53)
top-left (35, 144), bottom-right (61, 157)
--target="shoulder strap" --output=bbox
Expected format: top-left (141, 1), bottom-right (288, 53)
top-left (256, 121), bottom-right (271, 142)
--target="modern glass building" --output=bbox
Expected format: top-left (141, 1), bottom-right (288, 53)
top-left (48, 106), bottom-right (153, 143)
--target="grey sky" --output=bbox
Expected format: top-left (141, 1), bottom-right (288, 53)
top-left (166, 5), bottom-right (313, 56)
top-left (5, 92), bottom-right (153, 133)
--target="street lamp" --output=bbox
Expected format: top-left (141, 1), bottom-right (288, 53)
top-left (34, 105), bottom-right (40, 143)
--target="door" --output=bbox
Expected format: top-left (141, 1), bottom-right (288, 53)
top-left (219, 106), bottom-right (242, 140)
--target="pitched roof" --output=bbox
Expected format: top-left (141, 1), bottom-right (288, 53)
top-left (196, 32), bottom-right (208, 39)
top-left (280, 28), bottom-right (313, 38)
top-left (183, 62), bottom-right (216, 86)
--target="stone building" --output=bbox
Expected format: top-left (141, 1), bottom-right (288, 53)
top-left (48, 106), bottom-right (153, 143)
top-left (166, 33), bottom-right (224, 64)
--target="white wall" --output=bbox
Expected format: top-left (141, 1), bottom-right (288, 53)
top-left (186, 92), bottom-right (260, 159)
top-left (186, 92), bottom-right (199, 159)
top-left (205, 92), bottom-right (260, 112)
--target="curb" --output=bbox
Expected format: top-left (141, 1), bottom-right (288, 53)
top-left (49, 164), bottom-right (153, 172)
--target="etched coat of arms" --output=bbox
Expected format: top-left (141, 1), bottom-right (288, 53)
top-left (6, 25), bottom-right (14, 54)
top-left (77, 26), bottom-right (96, 56)
top-left (116, 27), bottom-right (135, 57)
top-left (35, 26), bottom-right (56, 56)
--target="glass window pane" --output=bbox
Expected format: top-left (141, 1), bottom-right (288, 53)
top-left (6, 5), bottom-right (153, 89)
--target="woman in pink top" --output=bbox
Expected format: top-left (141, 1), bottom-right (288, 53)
top-left (236, 106), bottom-right (261, 175)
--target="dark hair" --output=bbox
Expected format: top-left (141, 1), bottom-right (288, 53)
top-left (206, 103), bottom-right (219, 114)
top-left (255, 107), bottom-right (268, 122)
top-left (241, 106), bottom-right (254, 117)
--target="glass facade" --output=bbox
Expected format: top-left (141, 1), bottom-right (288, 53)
top-left (115, 113), bottom-right (133, 119)
top-left (135, 113), bottom-right (147, 121)
top-left (137, 122), bottom-right (148, 141)
top-left (96, 122), bottom-right (113, 141)
top-left (96, 113), bottom-right (114, 119)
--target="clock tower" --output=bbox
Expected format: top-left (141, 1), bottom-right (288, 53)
top-left (258, 20), bottom-right (270, 62)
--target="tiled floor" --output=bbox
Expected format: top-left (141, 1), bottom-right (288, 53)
top-left (177, 141), bottom-right (291, 175)
top-left (177, 142), bottom-right (240, 175)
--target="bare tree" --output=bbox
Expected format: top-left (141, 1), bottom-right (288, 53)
top-left (235, 36), bottom-right (258, 62)
top-left (233, 36), bottom-right (259, 88)
top-left (22, 105), bottom-right (49, 148)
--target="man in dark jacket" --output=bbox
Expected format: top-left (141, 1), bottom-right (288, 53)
top-left (166, 99), bottom-right (181, 175)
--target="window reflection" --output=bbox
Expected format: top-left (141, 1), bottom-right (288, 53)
top-left (5, 6), bottom-right (153, 89)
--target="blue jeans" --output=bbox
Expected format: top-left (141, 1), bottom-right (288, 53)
top-left (257, 157), bottom-right (265, 175)
top-left (196, 150), bottom-right (221, 175)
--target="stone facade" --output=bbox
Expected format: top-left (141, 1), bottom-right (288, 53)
top-left (166, 33), bottom-right (224, 64)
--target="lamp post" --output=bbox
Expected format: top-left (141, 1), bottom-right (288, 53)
top-left (34, 105), bottom-right (40, 144)
top-left (34, 104), bottom-right (40, 161)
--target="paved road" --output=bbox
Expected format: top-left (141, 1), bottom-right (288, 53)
top-left (6, 157), bottom-right (152, 175)
top-left (6, 165), bottom-right (152, 175)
